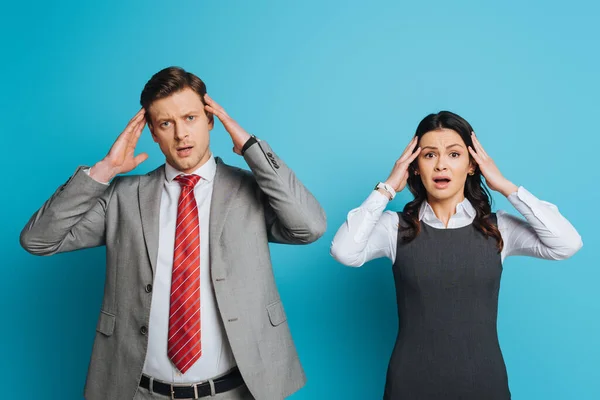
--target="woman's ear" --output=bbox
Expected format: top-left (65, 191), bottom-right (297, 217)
top-left (468, 160), bottom-right (476, 175)
top-left (410, 164), bottom-right (419, 175)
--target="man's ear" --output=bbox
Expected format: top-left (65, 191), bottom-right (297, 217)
top-left (144, 107), bottom-right (158, 142)
top-left (207, 110), bottom-right (214, 131)
top-left (147, 121), bottom-right (158, 143)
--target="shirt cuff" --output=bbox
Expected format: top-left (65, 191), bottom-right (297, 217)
top-left (507, 186), bottom-right (561, 235)
top-left (83, 168), bottom-right (110, 186)
top-left (508, 186), bottom-right (546, 209)
top-left (361, 189), bottom-right (390, 213)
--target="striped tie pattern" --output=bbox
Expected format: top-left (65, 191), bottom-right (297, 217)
top-left (168, 174), bottom-right (202, 373)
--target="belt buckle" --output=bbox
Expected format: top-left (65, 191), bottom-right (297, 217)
top-left (171, 382), bottom-right (199, 400)
top-left (169, 380), bottom-right (201, 400)
top-left (192, 382), bottom-right (199, 399)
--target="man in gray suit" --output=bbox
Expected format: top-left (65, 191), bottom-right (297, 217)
top-left (20, 66), bottom-right (326, 400)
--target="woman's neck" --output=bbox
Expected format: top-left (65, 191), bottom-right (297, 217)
top-left (426, 193), bottom-right (466, 228)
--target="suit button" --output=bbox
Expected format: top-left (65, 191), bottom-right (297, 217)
top-left (273, 163), bottom-right (280, 169)
top-left (140, 326), bottom-right (148, 335)
top-left (145, 284), bottom-right (153, 293)
top-left (267, 152), bottom-right (273, 157)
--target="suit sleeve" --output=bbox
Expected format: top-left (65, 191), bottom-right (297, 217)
top-left (20, 166), bottom-right (116, 255)
top-left (242, 140), bottom-right (326, 244)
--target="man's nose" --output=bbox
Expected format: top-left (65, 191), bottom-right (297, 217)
top-left (174, 124), bottom-right (188, 140)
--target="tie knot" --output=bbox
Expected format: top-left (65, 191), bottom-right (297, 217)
top-left (175, 174), bottom-right (201, 188)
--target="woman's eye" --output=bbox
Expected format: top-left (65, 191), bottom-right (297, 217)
top-left (425, 153), bottom-right (435, 158)
top-left (450, 152), bottom-right (460, 158)
top-left (187, 115), bottom-right (195, 121)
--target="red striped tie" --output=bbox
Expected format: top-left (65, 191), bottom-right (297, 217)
top-left (168, 174), bottom-right (202, 373)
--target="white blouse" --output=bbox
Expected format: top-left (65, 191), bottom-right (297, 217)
top-left (330, 187), bottom-right (582, 266)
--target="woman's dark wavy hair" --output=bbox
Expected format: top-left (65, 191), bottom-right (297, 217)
top-left (401, 111), bottom-right (503, 252)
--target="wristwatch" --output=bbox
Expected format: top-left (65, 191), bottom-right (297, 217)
top-left (374, 182), bottom-right (396, 200)
top-left (241, 134), bottom-right (259, 155)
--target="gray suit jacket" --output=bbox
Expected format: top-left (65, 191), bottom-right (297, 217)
top-left (20, 141), bottom-right (326, 400)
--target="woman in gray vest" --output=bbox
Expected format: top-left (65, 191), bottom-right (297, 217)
top-left (330, 111), bottom-right (582, 400)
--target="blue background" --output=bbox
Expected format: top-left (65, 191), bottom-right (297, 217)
top-left (1, 0), bottom-right (599, 398)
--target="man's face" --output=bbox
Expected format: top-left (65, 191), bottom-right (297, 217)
top-left (148, 88), bottom-right (213, 173)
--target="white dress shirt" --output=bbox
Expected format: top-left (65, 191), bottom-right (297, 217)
top-left (330, 186), bottom-right (583, 267)
top-left (141, 155), bottom-right (236, 382)
top-left (86, 158), bottom-right (235, 382)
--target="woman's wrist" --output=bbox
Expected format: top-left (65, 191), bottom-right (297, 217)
top-left (376, 187), bottom-right (393, 200)
top-left (498, 180), bottom-right (519, 197)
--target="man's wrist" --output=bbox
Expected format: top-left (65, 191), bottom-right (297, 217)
top-left (241, 135), bottom-right (258, 155)
top-left (89, 160), bottom-right (118, 183)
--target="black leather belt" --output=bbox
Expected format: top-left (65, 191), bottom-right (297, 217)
top-left (139, 367), bottom-right (244, 399)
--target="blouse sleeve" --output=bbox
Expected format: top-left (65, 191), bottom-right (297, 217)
top-left (330, 190), bottom-right (399, 267)
top-left (498, 187), bottom-right (583, 262)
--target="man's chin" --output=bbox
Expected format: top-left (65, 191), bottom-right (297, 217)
top-left (167, 156), bottom-right (204, 173)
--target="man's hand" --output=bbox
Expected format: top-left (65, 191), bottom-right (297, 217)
top-left (204, 94), bottom-right (252, 155)
top-left (89, 109), bottom-right (149, 182)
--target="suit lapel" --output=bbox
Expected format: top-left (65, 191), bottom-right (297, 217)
top-left (139, 165), bottom-right (165, 275)
top-left (209, 158), bottom-right (243, 249)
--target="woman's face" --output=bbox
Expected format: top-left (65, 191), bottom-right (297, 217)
top-left (416, 128), bottom-right (474, 203)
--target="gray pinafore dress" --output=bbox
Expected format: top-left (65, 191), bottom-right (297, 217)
top-left (383, 213), bottom-right (511, 399)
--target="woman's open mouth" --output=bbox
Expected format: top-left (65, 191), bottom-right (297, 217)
top-left (433, 176), bottom-right (451, 189)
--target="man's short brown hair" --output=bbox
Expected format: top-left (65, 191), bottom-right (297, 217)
top-left (140, 66), bottom-right (212, 124)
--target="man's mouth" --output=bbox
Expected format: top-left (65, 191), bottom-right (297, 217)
top-left (176, 145), bottom-right (194, 156)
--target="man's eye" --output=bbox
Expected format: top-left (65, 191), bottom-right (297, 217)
top-left (161, 121), bottom-right (171, 128)
top-left (187, 115), bottom-right (195, 121)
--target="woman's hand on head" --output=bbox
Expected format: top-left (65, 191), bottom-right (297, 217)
top-left (385, 136), bottom-right (421, 193)
top-left (468, 132), bottom-right (518, 197)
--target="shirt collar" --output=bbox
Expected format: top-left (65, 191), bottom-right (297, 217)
top-left (164, 154), bottom-right (216, 184)
top-left (418, 197), bottom-right (476, 221)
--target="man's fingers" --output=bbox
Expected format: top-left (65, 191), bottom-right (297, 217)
top-left (123, 119), bottom-right (145, 144)
top-left (118, 112), bottom-right (146, 143)
top-left (204, 93), bottom-right (218, 107)
top-left (133, 120), bottom-right (146, 140)
top-left (134, 152), bottom-right (149, 166)
top-left (125, 109), bottom-right (146, 130)
top-left (204, 94), bottom-right (225, 113)
top-left (127, 108), bottom-right (145, 123)
top-left (205, 105), bottom-right (230, 122)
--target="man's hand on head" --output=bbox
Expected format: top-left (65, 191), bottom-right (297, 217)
top-left (89, 108), bottom-right (149, 182)
top-left (203, 94), bottom-right (252, 155)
